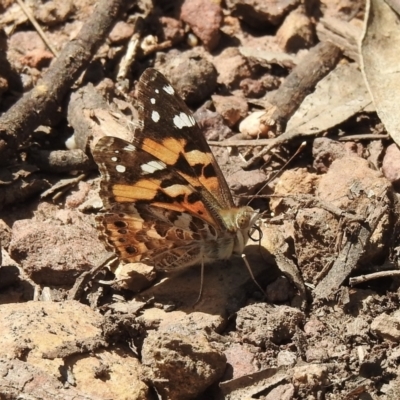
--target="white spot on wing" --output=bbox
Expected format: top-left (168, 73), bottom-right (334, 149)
top-left (123, 144), bottom-right (136, 151)
top-left (150, 98), bottom-right (156, 104)
top-left (116, 165), bottom-right (126, 173)
top-left (111, 156), bottom-right (118, 162)
top-left (152, 110), bottom-right (160, 122)
top-left (163, 184), bottom-right (192, 197)
top-left (155, 89), bottom-right (159, 94)
top-left (141, 160), bottom-right (167, 174)
top-left (173, 112), bottom-right (196, 129)
top-left (163, 84), bottom-right (175, 95)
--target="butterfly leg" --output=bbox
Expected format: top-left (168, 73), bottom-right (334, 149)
top-left (242, 254), bottom-right (266, 297)
top-left (193, 257), bottom-right (205, 306)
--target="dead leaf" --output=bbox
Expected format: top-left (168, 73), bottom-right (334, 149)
top-left (286, 63), bottom-right (373, 135)
top-left (361, 0), bottom-right (400, 146)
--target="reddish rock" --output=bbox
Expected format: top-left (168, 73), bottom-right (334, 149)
top-left (225, 0), bottom-right (300, 28)
top-left (224, 343), bottom-right (257, 379)
top-left (155, 50), bottom-right (217, 105)
top-left (382, 143), bottom-right (400, 190)
top-left (159, 16), bottom-right (184, 44)
top-left (142, 324), bottom-right (226, 399)
top-left (181, 0), bottom-right (222, 51)
top-left (109, 21), bottom-right (134, 44)
top-left (213, 47), bottom-right (253, 88)
top-left (20, 49), bottom-right (53, 69)
top-left (276, 8), bottom-right (315, 52)
top-left (212, 93), bottom-right (248, 127)
top-left (9, 210), bottom-right (107, 285)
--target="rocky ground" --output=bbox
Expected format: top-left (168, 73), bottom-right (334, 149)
top-left (1, 0), bottom-right (400, 399)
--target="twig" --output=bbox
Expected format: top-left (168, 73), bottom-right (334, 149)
top-left (0, 0), bottom-right (126, 165)
top-left (209, 138), bottom-right (273, 147)
top-left (16, 0), bottom-right (59, 57)
top-left (349, 270), bottom-right (400, 286)
top-left (338, 133), bottom-right (389, 141)
top-left (40, 173), bottom-right (87, 201)
top-left (244, 42), bottom-right (342, 167)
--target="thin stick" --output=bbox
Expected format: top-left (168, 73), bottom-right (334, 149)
top-left (349, 270), bottom-right (400, 286)
top-left (16, 0), bottom-right (59, 56)
top-left (247, 141), bottom-right (306, 206)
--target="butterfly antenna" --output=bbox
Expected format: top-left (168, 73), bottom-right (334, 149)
top-left (242, 254), bottom-right (266, 296)
top-left (246, 141), bottom-right (306, 206)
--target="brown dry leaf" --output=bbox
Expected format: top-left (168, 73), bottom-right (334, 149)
top-left (286, 63), bottom-right (373, 135)
top-left (361, 0), bottom-right (400, 146)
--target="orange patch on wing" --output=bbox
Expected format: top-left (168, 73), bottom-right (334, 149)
top-left (179, 172), bottom-right (200, 188)
top-left (112, 179), bottom-right (160, 201)
top-left (152, 200), bottom-right (216, 227)
top-left (185, 149), bottom-right (221, 196)
top-left (152, 202), bottom-right (189, 213)
top-left (185, 149), bottom-right (212, 166)
top-left (142, 137), bottom-right (186, 165)
top-left (199, 176), bottom-right (220, 194)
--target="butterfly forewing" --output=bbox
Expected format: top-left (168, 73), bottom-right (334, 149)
top-left (94, 136), bottom-right (225, 230)
top-left (136, 68), bottom-right (234, 209)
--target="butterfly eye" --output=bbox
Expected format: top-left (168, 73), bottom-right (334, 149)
top-left (236, 211), bottom-right (251, 229)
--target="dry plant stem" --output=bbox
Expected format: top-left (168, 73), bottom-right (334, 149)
top-left (0, 0), bottom-right (126, 165)
top-left (349, 270), bottom-right (400, 286)
top-left (50, 174), bottom-right (86, 201)
top-left (209, 138), bottom-right (273, 147)
top-left (242, 254), bottom-right (266, 296)
top-left (209, 134), bottom-right (389, 149)
top-left (16, 0), bottom-right (59, 56)
top-left (316, 17), bottom-right (361, 62)
top-left (384, 0), bottom-right (400, 16)
top-left (273, 193), bottom-right (365, 223)
top-left (338, 133), bottom-right (390, 141)
top-left (42, 337), bottom-right (107, 359)
top-left (193, 260), bottom-right (205, 306)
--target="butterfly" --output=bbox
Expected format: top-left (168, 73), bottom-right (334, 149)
top-left (92, 68), bottom-right (258, 271)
